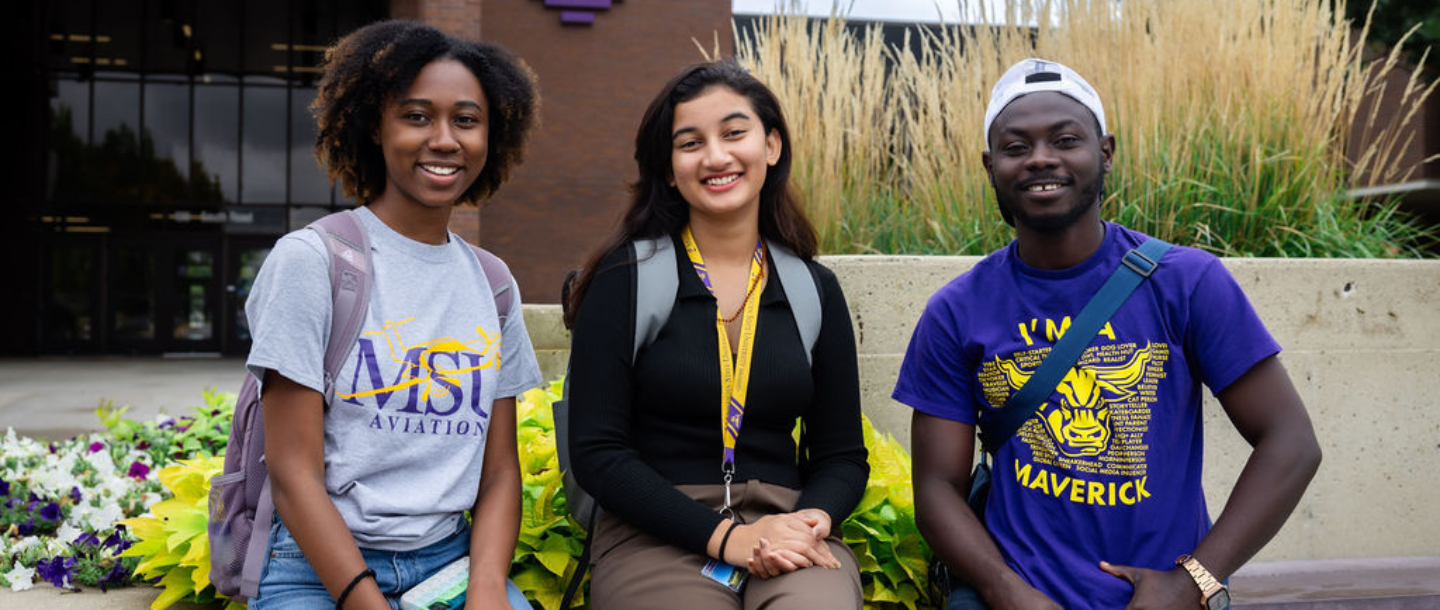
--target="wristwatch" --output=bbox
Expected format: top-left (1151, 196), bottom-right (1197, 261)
top-left (1176, 554), bottom-right (1230, 610)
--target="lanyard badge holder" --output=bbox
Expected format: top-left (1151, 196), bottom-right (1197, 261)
top-left (684, 227), bottom-right (764, 592)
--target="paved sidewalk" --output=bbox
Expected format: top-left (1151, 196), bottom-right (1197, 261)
top-left (0, 357), bottom-right (243, 441)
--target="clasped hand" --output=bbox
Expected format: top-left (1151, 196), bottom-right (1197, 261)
top-left (731, 509), bottom-right (841, 579)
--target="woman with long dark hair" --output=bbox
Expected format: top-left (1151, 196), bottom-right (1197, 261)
top-left (243, 20), bottom-right (539, 610)
top-left (566, 61), bottom-right (868, 609)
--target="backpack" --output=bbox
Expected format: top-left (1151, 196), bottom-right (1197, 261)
top-left (207, 209), bottom-right (515, 604)
top-left (552, 235), bottom-right (823, 606)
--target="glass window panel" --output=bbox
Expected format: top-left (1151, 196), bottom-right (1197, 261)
top-left (290, 87), bottom-right (330, 204)
top-left (195, 0), bottom-right (243, 77)
top-left (172, 249), bottom-right (215, 341)
top-left (143, 0), bottom-right (195, 76)
top-left (46, 0), bottom-right (94, 72)
top-left (195, 85), bottom-right (240, 202)
top-left (49, 78), bottom-right (91, 200)
top-left (95, 0), bottom-right (141, 78)
top-left (288, 205), bottom-right (331, 231)
top-left (47, 242), bottom-right (96, 342)
top-left (111, 245), bottom-right (156, 342)
top-left (143, 81), bottom-right (193, 203)
top-left (244, 0), bottom-right (291, 78)
top-left (288, 0), bottom-right (334, 86)
top-left (242, 86), bottom-right (288, 203)
top-left (232, 246), bottom-right (271, 344)
top-left (92, 81), bottom-right (142, 201)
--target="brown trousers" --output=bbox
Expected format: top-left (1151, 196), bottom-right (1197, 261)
top-left (589, 480), bottom-right (863, 610)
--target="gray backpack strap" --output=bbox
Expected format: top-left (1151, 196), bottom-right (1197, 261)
top-left (632, 237), bottom-right (677, 361)
top-left (308, 209), bottom-right (372, 399)
top-left (464, 243), bottom-right (516, 328)
top-left (766, 240), bottom-right (821, 365)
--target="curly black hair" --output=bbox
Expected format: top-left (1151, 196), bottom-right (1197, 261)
top-left (313, 20), bottom-right (540, 205)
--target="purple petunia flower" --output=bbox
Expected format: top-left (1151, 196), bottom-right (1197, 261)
top-left (36, 556), bottom-right (77, 589)
top-left (102, 526), bottom-right (133, 553)
top-left (127, 461), bottom-right (150, 480)
top-left (69, 486), bottom-right (82, 502)
top-left (88, 441), bottom-right (104, 453)
top-left (74, 531), bottom-right (102, 547)
top-left (136, 440), bottom-right (151, 450)
top-left (48, 443), bottom-right (58, 454)
top-left (18, 519), bottom-right (34, 536)
top-left (39, 501), bottom-right (61, 522)
top-left (100, 561), bottom-right (131, 592)
top-left (0, 476), bottom-right (9, 497)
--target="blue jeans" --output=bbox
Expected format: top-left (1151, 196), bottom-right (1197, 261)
top-left (251, 517), bottom-right (530, 610)
top-left (947, 585), bottom-right (990, 610)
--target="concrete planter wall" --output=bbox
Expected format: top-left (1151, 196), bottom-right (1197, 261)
top-left (521, 257), bottom-right (1440, 562)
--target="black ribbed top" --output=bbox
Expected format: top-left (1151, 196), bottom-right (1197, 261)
top-left (567, 235), bottom-right (869, 555)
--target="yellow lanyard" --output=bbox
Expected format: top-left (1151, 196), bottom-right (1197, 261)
top-left (681, 227), bottom-right (765, 515)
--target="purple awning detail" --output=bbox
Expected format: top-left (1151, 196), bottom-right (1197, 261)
top-left (545, 0), bottom-right (612, 9)
top-left (559, 10), bottom-right (596, 24)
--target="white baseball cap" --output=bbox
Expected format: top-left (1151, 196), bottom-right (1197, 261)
top-left (983, 58), bottom-right (1106, 150)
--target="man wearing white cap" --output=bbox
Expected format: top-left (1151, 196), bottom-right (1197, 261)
top-left (893, 59), bottom-right (1321, 610)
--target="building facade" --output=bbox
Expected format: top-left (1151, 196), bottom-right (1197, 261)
top-left (6, 0), bottom-right (732, 355)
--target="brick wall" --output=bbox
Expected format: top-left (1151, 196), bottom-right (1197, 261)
top-left (478, 0), bottom-right (734, 303)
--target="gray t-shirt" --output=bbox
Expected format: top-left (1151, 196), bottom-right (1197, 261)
top-left (245, 206), bottom-right (542, 551)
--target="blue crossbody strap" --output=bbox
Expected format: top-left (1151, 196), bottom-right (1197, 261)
top-left (979, 238), bottom-right (1173, 455)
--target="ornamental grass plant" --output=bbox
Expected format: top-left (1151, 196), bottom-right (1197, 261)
top-left (737, 0), bottom-right (1437, 257)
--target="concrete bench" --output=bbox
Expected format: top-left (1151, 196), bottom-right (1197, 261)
top-left (3, 556), bottom-right (1437, 608)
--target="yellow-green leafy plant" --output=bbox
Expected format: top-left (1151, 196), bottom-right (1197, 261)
top-left (842, 416), bottom-right (934, 610)
top-left (511, 379), bottom-right (588, 610)
top-left (119, 455), bottom-right (242, 610)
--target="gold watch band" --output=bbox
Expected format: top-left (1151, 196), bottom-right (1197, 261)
top-left (1176, 554), bottom-right (1226, 603)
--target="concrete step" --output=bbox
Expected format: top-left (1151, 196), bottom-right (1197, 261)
top-left (1231, 556), bottom-right (1440, 609)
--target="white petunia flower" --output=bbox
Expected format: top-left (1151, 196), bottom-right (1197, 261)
top-left (91, 504), bottom-right (126, 534)
top-left (10, 537), bottom-right (41, 554)
top-left (55, 522), bottom-right (83, 545)
top-left (6, 561), bottom-right (35, 592)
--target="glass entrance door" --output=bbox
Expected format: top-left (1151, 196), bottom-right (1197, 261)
top-left (107, 237), bottom-right (223, 354)
top-left (223, 238), bottom-right (273, 355)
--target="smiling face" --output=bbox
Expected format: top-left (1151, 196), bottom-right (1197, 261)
top-left (983, 92), bottom-right (1114, 234)
top-left (668, 85), bottom-right (782, 224)
top-left (373, 58), bottom-right (488, 211)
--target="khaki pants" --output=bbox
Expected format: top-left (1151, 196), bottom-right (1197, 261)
top-left (589, 480), bottom-right (863, 610)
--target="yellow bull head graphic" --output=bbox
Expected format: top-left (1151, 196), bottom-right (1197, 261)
top-left (998, 343), bottom-right (1154, 457)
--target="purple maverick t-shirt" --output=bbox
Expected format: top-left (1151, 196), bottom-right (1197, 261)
top-left (893, 222), bottom-right (1279, 609)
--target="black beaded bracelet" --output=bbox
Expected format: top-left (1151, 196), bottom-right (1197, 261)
top-left (336, 567), bottom-right (376, 610)
top-left (717, 520), bottom-right (742, 562)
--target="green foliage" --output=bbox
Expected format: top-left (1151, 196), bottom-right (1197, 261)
top-left (96, 389), bottom-right (234, 467)
top-left (513, 380), bottom-right (589, 610)
top-left (843, 416), bottom-right (934, 610)
top-left (119, 456), bottom-right (242, 610)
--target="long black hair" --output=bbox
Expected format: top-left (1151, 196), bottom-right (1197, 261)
top-left (563, 61), bottom-right (816, 328)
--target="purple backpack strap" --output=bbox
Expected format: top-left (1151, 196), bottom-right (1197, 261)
top-left (465, 243), bottom-right (515, 327)
top-left (238, 210), bottom-right (374, 599)
top-left (310, 209), bottom-right (374, 395)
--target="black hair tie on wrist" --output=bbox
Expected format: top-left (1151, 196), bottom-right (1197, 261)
top-left (336, 567), bottom-right (377, 610)
top-left (717, 520), bottom-right (742, 563)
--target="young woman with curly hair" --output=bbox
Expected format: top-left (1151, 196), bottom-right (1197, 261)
top-left (565, 61), bottom-right (868, 609)
top-left (243, 20), bottom-right (539, 610)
